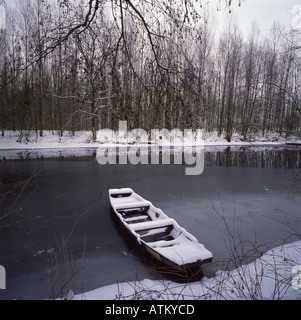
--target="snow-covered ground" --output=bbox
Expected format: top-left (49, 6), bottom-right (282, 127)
top-left (73, 241), bottom-right (301, 300)
top-left (0, 130), bottom-right (300, 149)
top-left (0, 130), bottom-right (300, 161)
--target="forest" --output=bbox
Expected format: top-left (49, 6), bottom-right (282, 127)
top-left (0, 0), bottom-right (301, 142)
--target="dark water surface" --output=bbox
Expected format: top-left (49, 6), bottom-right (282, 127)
top-left (0, 145), bottom-right (300, 299)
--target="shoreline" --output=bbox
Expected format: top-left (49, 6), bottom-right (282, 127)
top-left (0, 142), bottom-right (296, 162)
top-left (0, 141), bottom-right (299, 162)
top-left (0, 142), bottom-right (292, 151)
top-left (1, 130), bottom-right (301, 151)
top-left (72, 240), bottom-right (301, 300)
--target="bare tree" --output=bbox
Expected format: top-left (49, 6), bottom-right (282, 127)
top-left (4, 0), bottom-right (301, 141)
top-left (217, 17), bottom-right (243, 141)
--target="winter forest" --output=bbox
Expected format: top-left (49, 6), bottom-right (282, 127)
top-left (0, 0), bottom-right (301, 142)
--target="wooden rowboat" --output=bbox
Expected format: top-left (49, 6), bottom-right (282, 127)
top-left (109, 188), bottom-right (213, 273)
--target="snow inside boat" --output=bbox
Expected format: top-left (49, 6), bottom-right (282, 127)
top-left (109, 188), bottom-right (213, 272)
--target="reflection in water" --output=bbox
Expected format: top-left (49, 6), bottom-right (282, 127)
top-left (1, 145), bottom-right (300, 170)
top-left (205, 146), bottom-right (301, 169)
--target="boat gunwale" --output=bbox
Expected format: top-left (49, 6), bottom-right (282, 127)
top-left (108, 188), bottom-right (213, 269)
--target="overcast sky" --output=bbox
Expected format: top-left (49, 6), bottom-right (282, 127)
top-left (5, 0), bottom-right (301, 38)
top-left (211, 0), bottom-right (301, 38)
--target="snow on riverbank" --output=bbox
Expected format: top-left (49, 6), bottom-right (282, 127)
top-left (0, 130), bottom-right (97, 150)
top-left (73, 241), bottom-right (301, 300)
top-left (0, 130), bottom-right (300, 161)
top-left (0, 130), bottom-right (300, 149)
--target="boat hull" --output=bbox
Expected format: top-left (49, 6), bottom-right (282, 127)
top-left (108, 188), bottom-right (213, 275)
top-left (111, 210), bottom-right (204, 279)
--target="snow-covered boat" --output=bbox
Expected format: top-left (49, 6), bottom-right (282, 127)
top-left (109, 188), bottom-right (213, 273)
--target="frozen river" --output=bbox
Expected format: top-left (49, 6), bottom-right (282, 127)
top-left (0, 145), bottom-right (301, 299)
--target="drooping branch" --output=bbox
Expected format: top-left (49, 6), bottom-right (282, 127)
top-left (40, 0), bottom-right (239, 70)
top-left (40, 0), bottom-right (101, 60)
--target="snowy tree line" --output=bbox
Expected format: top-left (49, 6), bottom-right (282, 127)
top-left (0, 0), bottom-right (301, 142)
